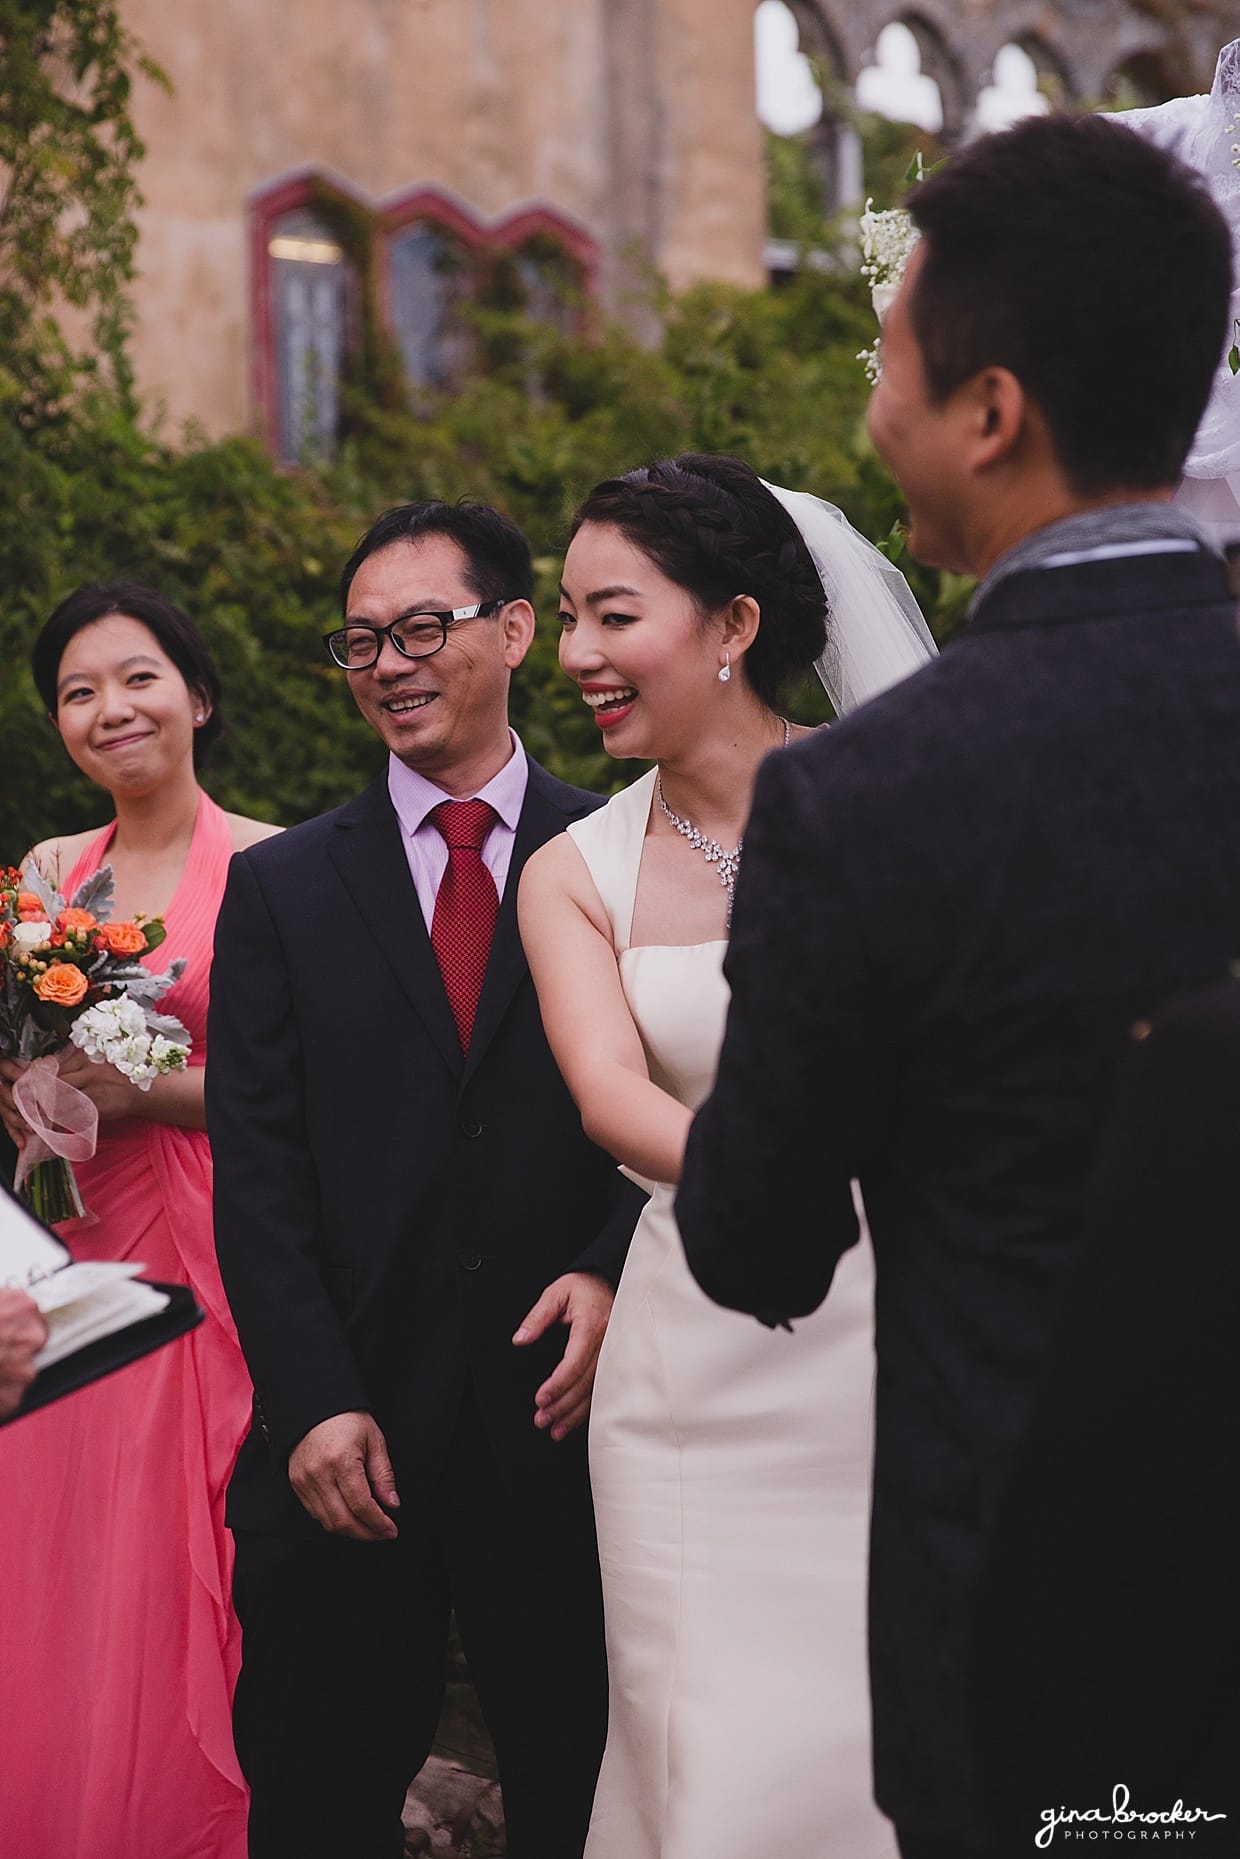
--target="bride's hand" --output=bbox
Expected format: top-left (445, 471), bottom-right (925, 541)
top-left (0, 1059), bottom-right (28, 1150)
top-left (53, 1045), bottom-right (147, 1122)
top-left (514, 1270), bottom-right (615, 1441)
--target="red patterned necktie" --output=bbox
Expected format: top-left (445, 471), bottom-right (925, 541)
top-left (429, 798), bottom-right (500, 1052)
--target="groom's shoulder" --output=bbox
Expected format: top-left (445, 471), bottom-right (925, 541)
top-left (795, 648), bottom-right (972, 776)
top-left (769, 649), bottom-right (1004, 848)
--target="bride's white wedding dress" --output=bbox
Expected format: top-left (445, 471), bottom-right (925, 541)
top-left (569, 769), bottom-right (895, 1859)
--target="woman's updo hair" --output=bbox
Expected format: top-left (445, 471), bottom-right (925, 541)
top-left (569, 453), bottom-right (828, 710)
top-left (32, 582), bottom-right (224, 768)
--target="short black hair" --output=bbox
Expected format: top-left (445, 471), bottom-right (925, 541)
top-left (339, 499), bottom-right (534, 612)
top-left (907, 112), bottom-right (1234, 496)
top-left (32, 582), bottom-right (223, 767)
top-left (570, 453), bottom-right (828, 710)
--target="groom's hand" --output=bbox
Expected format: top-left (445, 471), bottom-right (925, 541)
top-left (288, 1410), bottom-right (401, 1541)
top-left (514, 1271), bottom-right (615, 1441)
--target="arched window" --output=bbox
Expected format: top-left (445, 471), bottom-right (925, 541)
top-left (382, 192), bottom-right (486, 392)
top-left (754, 0), bottom-right (862, 277)
top-left (511, 238), bottom-right (579, 334)
top-left (856, 22), bottom-right (945, 136)
top-left (387, 223), bottom-right (470, 387)
top-left (491, 207), bottom-right (598, 334)
top-left (268, 209), bottom-right (351, 461)
top-left (251, 177), bottom-right (362, 463)
top-left (974, 43), bottom-right (1051, 134)
top-left (252, 180), bottom-right (601, 447)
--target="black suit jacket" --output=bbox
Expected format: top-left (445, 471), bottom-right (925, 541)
top-left (207, 759), bottom-right (644, 1539)
top-left (973, 979), bottom-right (1240, 1849)
top-left (676, 547), bottom-right (1240, 1838)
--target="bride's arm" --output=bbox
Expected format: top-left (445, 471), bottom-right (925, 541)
top-left (518, 836), bottom-right (692, 1186)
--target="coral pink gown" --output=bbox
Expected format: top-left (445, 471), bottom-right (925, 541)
top-left (0, 792), bottom-right (252, 1859)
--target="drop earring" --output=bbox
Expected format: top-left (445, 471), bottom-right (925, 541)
top-left (717, 652), bottom-right (731, 685)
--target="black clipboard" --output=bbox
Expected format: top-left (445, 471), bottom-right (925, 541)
top-left (0, 1180), bottom-right (204, 1425)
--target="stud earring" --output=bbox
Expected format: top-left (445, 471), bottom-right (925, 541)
top-left (195, 712), bottom-right (204, 723)
top-left (717, 652), bottom-right (731, 685)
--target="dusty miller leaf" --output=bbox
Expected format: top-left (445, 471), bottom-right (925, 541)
top-left (142, 1008), bottom-right (192, 1044)
top-left (69, 865), bottom-right (116, 923)
top-left (18, 859), bottom-right (61, 918)
top-left (119, 958), bottom-right (187, 1006)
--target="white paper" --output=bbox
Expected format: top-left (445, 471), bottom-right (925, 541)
top-left (35, 1273), bottom-right (170, 1370)
top-left (3, 1186), bottom-right (170, 1372)
top-left (0, 1184), bottom-right (69, 1290)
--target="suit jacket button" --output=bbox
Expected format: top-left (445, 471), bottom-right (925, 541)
top-left (461, 1117), bottom-right (483, 1139)
top-left (461, 1252), bottom-right (483, 1271)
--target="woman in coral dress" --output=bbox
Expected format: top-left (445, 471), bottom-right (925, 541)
top-left (0, 581), bottom-right (278, 1859)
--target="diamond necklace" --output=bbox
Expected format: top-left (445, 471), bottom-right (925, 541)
top-left (655, 719), bottom-right (791, 927)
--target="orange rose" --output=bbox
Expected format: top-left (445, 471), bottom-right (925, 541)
top-left (17, 893), bottom-right (44, 919)
top-left (57, 907), bottom-right (98, 934)
top-left (33, 962), bottom-right (89, 1007)
top-left (98, 921), bottom-right (147, 957)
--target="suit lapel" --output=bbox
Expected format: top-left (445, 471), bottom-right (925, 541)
top-left (326, 778), bottom-right (463, 1080)
top-left (461, 762), bottom-right (583, 1088)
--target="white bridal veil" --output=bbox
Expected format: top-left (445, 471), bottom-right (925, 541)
top-left (761, 480), bottom-right (939, 715)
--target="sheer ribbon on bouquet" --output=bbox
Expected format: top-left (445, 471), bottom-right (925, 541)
top-left (11, 1055), bottom-right (97, 1224)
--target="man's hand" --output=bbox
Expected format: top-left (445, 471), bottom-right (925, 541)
top-left (287, 1410), bottom-right (400, 1542)
top-left (513, 1271), bottom-right (615, 1441)
top-left (0, 1289), bottom-right (48, 1419)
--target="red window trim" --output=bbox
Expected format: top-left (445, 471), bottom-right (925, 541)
top-left (490, 203), bottom-right (601, 302)
top-left (249, 175), bottom-right (601, 449)
top-left (248, 168), bottom-right (369, 457)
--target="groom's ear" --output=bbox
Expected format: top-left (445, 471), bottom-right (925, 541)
top-left (968, 367), bottom-right (1028, 474)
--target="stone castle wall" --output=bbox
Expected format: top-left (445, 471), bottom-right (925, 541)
top-left (116, 0), bottom-right (1230, 440)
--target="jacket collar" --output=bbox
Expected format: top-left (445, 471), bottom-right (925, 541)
top-left (965, 546), bottom-right (1233, 638)
top-left (327, 763), bottom-right (592, 1085)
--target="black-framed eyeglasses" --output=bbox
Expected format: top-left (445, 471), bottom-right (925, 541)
top-left (322, 598), bottom-right (510, 670)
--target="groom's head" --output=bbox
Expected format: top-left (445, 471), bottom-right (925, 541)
top-left (867, 112), bottom-right (1233, 576)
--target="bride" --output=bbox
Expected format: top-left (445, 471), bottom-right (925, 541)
top-left (517, 452), bottom-right (934, 1856)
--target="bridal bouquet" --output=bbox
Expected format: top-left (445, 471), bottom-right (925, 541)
top-left (0, 861), bottom-right (191, 1223)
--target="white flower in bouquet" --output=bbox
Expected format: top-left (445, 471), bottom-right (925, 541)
top-left (11, 920), bottom-right (52, 951)
top-left (69, 998), bottom-right (190, 1091)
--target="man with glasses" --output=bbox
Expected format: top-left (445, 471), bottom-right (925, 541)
top-left (207, 500), bottom-right (644, 1859)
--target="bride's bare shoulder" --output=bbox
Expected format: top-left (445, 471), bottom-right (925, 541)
top-left (519, 830), bottom-right (610, 937)
top-left (225, 813), bottom-right (283, 853)
top-left (521, 829), bottom-right (591, 897)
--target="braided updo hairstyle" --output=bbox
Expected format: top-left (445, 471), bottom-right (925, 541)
top-left (569, 453), bottom-right (829, 711)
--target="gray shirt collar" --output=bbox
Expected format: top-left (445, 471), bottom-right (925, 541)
top-left (971, 502), bottom-right (1214, 617)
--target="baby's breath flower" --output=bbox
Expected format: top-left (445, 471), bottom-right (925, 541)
top-left (856, 201), bottom-right (921, 382)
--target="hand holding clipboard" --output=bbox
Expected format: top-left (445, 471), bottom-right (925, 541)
top-left (0, 1179), bottom-right (202, 1424)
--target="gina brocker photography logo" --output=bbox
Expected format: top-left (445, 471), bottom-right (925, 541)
top-left (1036, 1784), bottom-right (1229, 1847)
